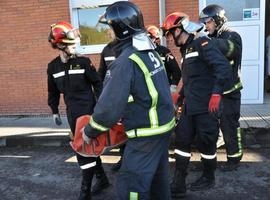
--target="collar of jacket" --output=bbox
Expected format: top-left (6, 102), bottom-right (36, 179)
top-left (180, 34), bottom-right (195, 53)
top-left (113, 38), bottom-right (132, 57)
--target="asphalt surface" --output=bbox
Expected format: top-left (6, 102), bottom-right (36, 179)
top-left (0, 146), bottom-right (269, 200)
top-left (0, 116), bottom-right (270, 200)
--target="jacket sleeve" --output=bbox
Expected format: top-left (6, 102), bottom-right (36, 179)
top-left (85, 56), bottom-right (133, 137)
top-left (98, 50), bottom-right (107, 81)
top-left (47, 65), bottom-right (60, 114)
top-left (84, 58), bottom-right (103, 99)
top-left (198, 38), bottom-right (233, 94)
top-left (211, 32), bottom-right (242, 60)
top-left (164, 48), bottom-right (181, 85)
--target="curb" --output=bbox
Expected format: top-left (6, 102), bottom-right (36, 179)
top-left (0, 133), bottom-right (70, 148)
top-left (0, 128), bottom-right (270, 149)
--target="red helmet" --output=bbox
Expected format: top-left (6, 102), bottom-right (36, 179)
top-left (48, 21), bottom-right (80, 45)
top-left (162, 12), bottom-right (202, 35)
top-left (146, 25), bottom-right (161, 39)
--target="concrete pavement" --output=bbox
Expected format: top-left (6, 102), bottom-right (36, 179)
top-left (0, 116), bottom-right (270, 199)
top-left (0, 146), bottom-right (269, 200)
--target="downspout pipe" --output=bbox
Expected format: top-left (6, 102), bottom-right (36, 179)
top-left (159, 0), bottom-right (166, 46)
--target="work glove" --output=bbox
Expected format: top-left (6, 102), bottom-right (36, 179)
top-left (208, 94), bottom-right (222, 117)
top-left (53, 113), bottom-right (62, 126)
top-left (81, 124), bottom-right (99, 144)
top-left (81, 127), bottom-right (91, 144)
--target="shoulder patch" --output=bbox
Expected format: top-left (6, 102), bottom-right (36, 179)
top-left (201, 41), bottom-right (209, 47)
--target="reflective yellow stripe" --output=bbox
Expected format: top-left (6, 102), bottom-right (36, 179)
top-left (89, 117), bottom-right (109, 131)
top-left (223, 81), bottom-right (242, 94)
top-left (226, 40), bottom-right (235, 57)
top-left (128, 95), bottom-right (134, 103)
top-left (129, 53), bottom-right (159, 127)
top-left (130, 192), bottom-right (138, 200)
top-left (228, 127), bottom-right (243, 158)
top-left (126, 118), bottom-right (175, 138)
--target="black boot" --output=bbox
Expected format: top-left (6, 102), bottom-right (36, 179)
top-left (92, 158), bottom-right (110, 196)
top-left (189, 176), bottom-right (215, 191)
top-left (111, 158), bottom-right (122, 172)
top-left (78, 168), bottom-right (94, 200)
top-left (91, 171), bottom-right (109, 195)
top-left (220, 160), bottom-right (240, 172)
top-left (171, 156), bottom-right (189, 198)
top-left (190, 157), bottom-right (216, 191)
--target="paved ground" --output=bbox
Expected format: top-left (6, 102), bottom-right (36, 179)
top-left (0, 116), bottom-right (270, 199)
top-left (0, 146), bottom-right (269, 200)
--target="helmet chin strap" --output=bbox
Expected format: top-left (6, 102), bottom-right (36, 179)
top-left (58, 44), bottom-right (75, 63)
top-left (173, 28), bottom-right (185, 47)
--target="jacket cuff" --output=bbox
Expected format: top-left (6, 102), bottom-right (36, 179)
top-left (84, 124), bottom-right (103, 138)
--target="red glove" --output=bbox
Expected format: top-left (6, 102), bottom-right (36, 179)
top-left (171, 92), bottom-right (179, 105)
top-left (208, 94), bottom-right (222, 113)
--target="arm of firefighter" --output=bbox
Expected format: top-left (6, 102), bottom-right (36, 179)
top-left (84, 58), bottom-right (103, 99)
top-left (98, 50), bottom-right (108, 82)
top-left (84, 57), bottom-right (133, 138)
top-left (199, 38), bottom-right (233, 94)
top-left (211, 33), bottom-right (242, 60)
top-left (165, 51), bottom-right (182, 85)
top-left (47, 66), bottom-right (60, 114)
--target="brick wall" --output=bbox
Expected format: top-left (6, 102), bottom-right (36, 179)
top-left (0, 0), bottom-right (198, 115)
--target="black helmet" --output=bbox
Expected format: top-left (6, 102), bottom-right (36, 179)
top-left (99, 1), bottom-right (145, 40)
top-left (199, 4), bottom-right (227, 30)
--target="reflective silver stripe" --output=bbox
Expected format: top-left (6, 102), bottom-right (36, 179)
top-left (80, 161), bottom-right (96, 169)
top-left (129, 192), bottom-right (138, 200)
top-left (228, 127), bottom-right (243, 158)
top-left (126, 118), bottom-right (175, 138)
top-left (201, 153), bottom-right (216, 159)
top-left (53, 71), bottom-right (65, 78)
top-left (185, 51), bottom-right (199, 59)
top-left (174, 149), bottom-right (191, 157)
top-left (128, 95), bottom-right (134, 103)
top-left (90, 117), bottom-right (109, 131)
top-left (104, 56), bottom-right (115, 61)
top-left (68, 69), bottom-right (85, 74)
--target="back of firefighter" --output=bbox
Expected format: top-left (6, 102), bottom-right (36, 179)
top-left (47, 21), bottom-right (108, 200)
top-left (82, 2), bottom-right (175, 200)
top-left (162, 12), bottom-right (233, 197)
top-left (200, 4), bottom-right (243, 171)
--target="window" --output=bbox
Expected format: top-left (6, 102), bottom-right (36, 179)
top-left (69, 0), bottom-right (127, 54)
top-left (205, 0), bottom-right (260, 21)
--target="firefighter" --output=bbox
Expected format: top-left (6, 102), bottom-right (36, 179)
top-left (162, 12), bottom-right (233, 197)
top-left (47, 21), bottom-right (109, 200)
top-left (98, 29), bottom-right (118, 80)
top-left (199, 4), bottom-right (243, 171)
top-left (147, 25), bottom-right (181, 89)
top-left (82, 2), bottom-right (175, 199)
top-left (98, 32), bottom-right (126, 172)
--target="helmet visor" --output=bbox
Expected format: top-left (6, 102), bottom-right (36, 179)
top-left (63, 29), bottom-right (81, 43)
top-left (199, 17), bottom-right (213, 25)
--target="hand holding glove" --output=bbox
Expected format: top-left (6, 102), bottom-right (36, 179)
top-left (208, 94), bottom-right (222, 114)
top-left (53, 113), bottom-right (62, 126)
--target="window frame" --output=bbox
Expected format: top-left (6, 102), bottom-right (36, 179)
top-left (69, 0), bottom-right (127, 54)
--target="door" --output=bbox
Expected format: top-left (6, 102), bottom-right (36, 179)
top-left (199, 0), bottom-right (266, 104)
